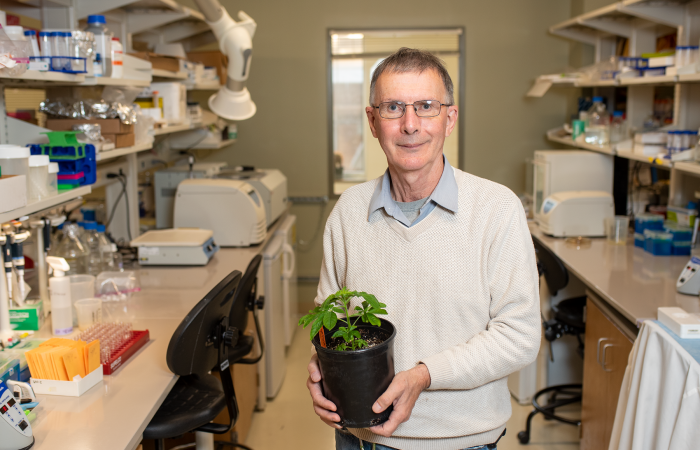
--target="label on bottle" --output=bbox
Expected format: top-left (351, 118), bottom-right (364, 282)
top-left (113, 51), bottom-right (123, 66)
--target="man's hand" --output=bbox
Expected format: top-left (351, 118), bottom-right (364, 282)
top-left (369, 363), bottom-right (431, 437)
top-left (306, 353), bottom-right (342, 429)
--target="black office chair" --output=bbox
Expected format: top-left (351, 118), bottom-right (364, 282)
top-left (517, 239), bottom-right (585, 445)
top-left (144, 255), bottom-right (265, 450)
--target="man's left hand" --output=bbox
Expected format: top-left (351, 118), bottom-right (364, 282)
top-left (369, 363), bottom-right (431, 437)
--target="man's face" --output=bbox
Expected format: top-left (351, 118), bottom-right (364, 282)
top-left (366, 69), bottom-right (458, 174)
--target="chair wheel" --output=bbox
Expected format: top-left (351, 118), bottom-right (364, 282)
top-left (517, 431), bottom-right (530, 444)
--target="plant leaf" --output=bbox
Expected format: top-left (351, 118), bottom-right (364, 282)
top-left (370, 308), bottom-right (388, 316)
top-left (367, 314), bottom-right (381, 326)
top-left (357, 292), bottom-right (381, 309)
top-left (331, 330), bottom-right (345, 339)
top-left (337, 343), bottom-right (347, 351)
top-left (323, 311), bottom-right (337, 330)
top-left (331, 307), bottom-right (345, 314)
top-left (351, 329), bottom-right (361, 340)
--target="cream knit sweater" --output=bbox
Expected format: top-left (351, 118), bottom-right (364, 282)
top-left (315, 168), bottom-right (541, 450)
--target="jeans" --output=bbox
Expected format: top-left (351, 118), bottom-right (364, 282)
top-left (335, 429), bottom-right (496, 450)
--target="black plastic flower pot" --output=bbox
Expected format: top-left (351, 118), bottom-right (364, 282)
top-left (312, 318), bottom-right (396, 428)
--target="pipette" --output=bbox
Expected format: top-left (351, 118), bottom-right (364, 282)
top-left (2, 230), bottom-right (12, 303)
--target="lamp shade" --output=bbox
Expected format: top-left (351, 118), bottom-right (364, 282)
top-left (208, 85), bottom-right (256, 121)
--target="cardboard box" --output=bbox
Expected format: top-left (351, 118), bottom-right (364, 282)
top-left (31, 365), bottom-right (103, 397)
top-left (129, 52), bottom-right (181, 73)
top-left (187, 51), bottom-right (228, 85)
top-left (0, 175), bottom-right (27, 213)
top-left (10, 300), bottom-right (44, 331)
top-left (46, 118), bottom-right (134, 135)
top-left (103, 133), bottom-right (135, 148)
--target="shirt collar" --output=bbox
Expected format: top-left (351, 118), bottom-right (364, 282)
top-left (368, 155), bottom-right (458, 220)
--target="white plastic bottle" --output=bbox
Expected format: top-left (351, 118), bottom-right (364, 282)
top-left (47, 256), bottom-right (73, 335)
top-left (85, 15), bottom-right (112, 77)
top-left (111, 37), bottom-right (123, 78)
top-left (584, 96), bottom-right (611, 146)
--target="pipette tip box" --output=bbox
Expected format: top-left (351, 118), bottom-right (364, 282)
top-left (658, 307), bottom-right (700, 339)
top-left (30, 365), bottom-right (103, 397)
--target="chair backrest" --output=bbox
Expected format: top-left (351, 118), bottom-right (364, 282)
top-left (165, 270), bottom-right (242, 376)
top-left (229, 254), bottom-right (262, 334)
top-left (532, 238), bottom-right (568, 296)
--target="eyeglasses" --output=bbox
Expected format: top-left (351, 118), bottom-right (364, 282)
top-left (372, 100), bottom-right (452, 119)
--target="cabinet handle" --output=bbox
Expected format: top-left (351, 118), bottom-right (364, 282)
top-left (601, 343), bottom-right (614, 372)
top-left (597, 337), bottom-right (609, 366)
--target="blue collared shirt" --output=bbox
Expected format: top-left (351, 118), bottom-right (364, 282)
top-left (368, 155), bottom-right (458, 227)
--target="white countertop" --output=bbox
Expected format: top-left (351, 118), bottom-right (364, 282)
top-left (28, 245), bottom-right (264, 450)
top-left (530, 223), bottom-right (700, 325)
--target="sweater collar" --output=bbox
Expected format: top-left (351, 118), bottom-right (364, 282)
top-left (368, 155), bottom-right (458, 221)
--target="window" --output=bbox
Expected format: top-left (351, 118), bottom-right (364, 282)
top-left (328, 28), bottom-right (464, 195)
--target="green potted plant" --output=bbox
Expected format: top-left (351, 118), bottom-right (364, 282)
top-left (299, 287), bottom-right (396, 428)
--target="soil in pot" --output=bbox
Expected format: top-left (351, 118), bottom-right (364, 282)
top-left (325, 327), bottom-right (389, 351)
top-left (313, 319), bottom-right (396, 428)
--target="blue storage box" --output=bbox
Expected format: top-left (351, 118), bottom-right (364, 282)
top-left (673, 241), bottom-right (692, 256)
top-left (664, 221), bottom-right (693, 242)
top-left (644, 229), bottom-right (673, 256)
top-left (30, 141), bottom-right (96, 186)
top-left (634, 232), bottom-right (646, 248)
top-left (635, 213), bottom-right (664, 233)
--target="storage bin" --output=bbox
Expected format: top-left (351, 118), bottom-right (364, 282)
top-left (0, 145), bottom-right (30, 188)
top-left (28, 154), bottom-right (50, 201)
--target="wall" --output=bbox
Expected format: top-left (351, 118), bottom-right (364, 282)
top-left (179, 0), bottom-right (575, 309)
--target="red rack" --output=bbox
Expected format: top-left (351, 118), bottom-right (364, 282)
top-left (103, 330), bottom-right (150, 375)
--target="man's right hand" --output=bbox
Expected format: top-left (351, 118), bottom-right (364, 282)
top-left (307, 353), bottom-right (342, 429)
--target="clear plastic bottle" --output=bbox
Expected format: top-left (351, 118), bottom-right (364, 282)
top-left (39, 31), bottom-right (52, 60)
top-left (85, 15), bottom-right (112, 77)
top-left (81, 221), bottom-right (103, 276)
top-left (24, 30), bottom-right (39, 57)
top-left (584, 96), bottom-right (611, 146)
top-left (54, 223), bottom-right (88, 275)
top-left (610, 111), bottom-right (627, 144)
top-left (96, 224), bottom-right (115, 271)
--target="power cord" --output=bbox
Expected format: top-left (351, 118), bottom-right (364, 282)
top-left (105, 171), bottom-right (132, 241)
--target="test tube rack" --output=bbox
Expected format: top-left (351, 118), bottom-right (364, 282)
top-left (102, 329), bottom-right (149, 375)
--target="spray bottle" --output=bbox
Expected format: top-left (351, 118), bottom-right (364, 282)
top-left (46, 256), bottom-right (72, 335)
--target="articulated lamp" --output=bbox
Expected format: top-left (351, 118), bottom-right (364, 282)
top-left (194, 0), bottom-right (256, 121)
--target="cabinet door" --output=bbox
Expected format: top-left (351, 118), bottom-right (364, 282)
top-left (581, 300), bottom-right (633, 450)
top-left (581, 300), bottom-right (610, 449)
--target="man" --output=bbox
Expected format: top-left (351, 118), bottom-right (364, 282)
top-left (307, 47), bottom-right (541, 450)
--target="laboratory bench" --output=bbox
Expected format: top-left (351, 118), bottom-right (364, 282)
top-left (25, 216), bottom-right (287, 450)
top-left (529, 222), bottom-right (700, 450)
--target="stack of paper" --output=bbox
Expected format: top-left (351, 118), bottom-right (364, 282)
top-left (25, 338), bottom-right (100, 381)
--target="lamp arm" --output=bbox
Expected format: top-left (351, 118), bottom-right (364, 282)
top-left (193, 0), bottom-right (256, 90)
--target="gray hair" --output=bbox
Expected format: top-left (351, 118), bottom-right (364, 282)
top-left (369, 47), bottom-right (454, 105)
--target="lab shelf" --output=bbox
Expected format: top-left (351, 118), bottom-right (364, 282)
top-left (95, 142), bottom-right (154, 162)
top-left (0, 185), bottom-right (92, 223)
top-left (621, 75), bottom-right (678, 85)
top-left (549, 1), bottom-right (682, 45)
top-left (674, 161), bottom-right (700, 176)
top-left (152, 69), bottom-right (188, 80)
top-left (0, 70), bottom-right (86, 85)
top-left (615, 149), bottom-right (673, 167)
top-left (189, 82), bottom-right (221, 91)
top-left (79, 77), bottom-right (151, 87)
top-left (546, 128), bottom-right (615, 155)
top-left (153, 123), bottom-right (197, 135)
top-left (192, 139), bottom-right (236, 150)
